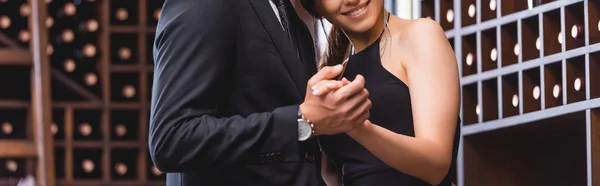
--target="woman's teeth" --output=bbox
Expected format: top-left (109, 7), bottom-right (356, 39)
top-left (348, 5), bottom-right (366, 16)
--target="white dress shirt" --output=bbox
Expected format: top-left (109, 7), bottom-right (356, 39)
top-left (269, 0), bottom-right (285, 30)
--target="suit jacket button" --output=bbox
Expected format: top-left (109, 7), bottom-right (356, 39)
top-left (304, 153), bottom-right (315, 163)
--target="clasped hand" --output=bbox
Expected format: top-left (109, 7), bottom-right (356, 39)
top-left (299, 65), bottom-right (372, 136)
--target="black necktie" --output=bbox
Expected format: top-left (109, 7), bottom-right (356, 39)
top-left (271, 0), bottom-right (317, 74)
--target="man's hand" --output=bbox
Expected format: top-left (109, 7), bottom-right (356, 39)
top-left (300, 65), bottom-right (371, 136)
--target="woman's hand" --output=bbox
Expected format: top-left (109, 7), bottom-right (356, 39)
top-left (310, 78), bottom-right (351, 96)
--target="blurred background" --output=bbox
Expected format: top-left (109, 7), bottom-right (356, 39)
top-left (0, 0), bottom-right (598, 186)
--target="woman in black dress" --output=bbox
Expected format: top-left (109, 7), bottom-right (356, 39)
top-left (297, 0), bottom-right (461, 185)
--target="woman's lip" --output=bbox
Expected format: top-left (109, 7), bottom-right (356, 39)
top-left (341, 1), bottom-right (369, 15)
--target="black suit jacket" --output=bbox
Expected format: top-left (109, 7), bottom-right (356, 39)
top-left (149, 0), bottom-right (323, 185)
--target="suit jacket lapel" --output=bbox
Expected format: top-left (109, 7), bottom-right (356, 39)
top-left (248, 0), bottom-right (308, 97)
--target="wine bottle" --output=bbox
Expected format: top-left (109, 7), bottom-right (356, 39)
top-left (78, 122), bottom-right (92, 136)
top-left (535, 37), bottom-right (541, 50)
top-left (63, 58), bottom-right (76, 72)
top-left (558, 31), bottom-right (563, 44)
top-left (533, 85), bottom-right (540, 100)
top-left (513, 43), bottom-right (520, 56)
top-left (151, 165), bottom-right (162, 176)
top-left (5, 159), bottom-right (17, 172)
top-left (465, 52), bottom-right (475, 66)
top-left (119, 47), bottom-right (132, 60)
top-left (46, 17), bottom-right (54, 28)
top-left (574, 78), bottom-right (583, 91)
top-left (84, 73), bottom-right (98, 86)
top-left (468, 3), bottom-right (476, 18)
top-left (489, 0), bottom-right (497, 11)
top-left (116, 8), bottom-right (129, 21)
top-left (446, 9), bottom-right (454, 23)
top-left (2, 122), bottom-right (12, 135)
top-left (512, 94), bottom-right (519, 107)
top-left (19, 30), bottom-right (31, 43)
top-left (154, 8), bottom-right (161, 21)
top-left (490, 48), bottom-right (498, 62)
top-left (475, 104), bottom-right (480, 116)
top-left (115, 124), bottom-right (127, 137)
top-left (57, 2), bottom-right (77, 17)
top-left (553, 84), bottom-right (561, 98)
top-left (78, 19), bottom-right (99, 33)
top-left (82, 159), bottom-right (95, 173)
top-left (20, 3), bottom-right (31, 17)
top-left (55, 29), bottom-right (75, 44)
top-left (114, 162), bottom-right (128, 175)
top-left (50, 122), bottom-right (58, 136)
top-left (47, 44), bottom-right (54, 55)
top-left (571, 24), bottom-right (583, 39)
top-left (0, 15), bottom-right (10, 29)
top-left (74, 44), bottom-right (97, 59)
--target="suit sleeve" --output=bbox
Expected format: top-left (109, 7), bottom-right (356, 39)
top-left (149, 0), bottom-right (301, 172)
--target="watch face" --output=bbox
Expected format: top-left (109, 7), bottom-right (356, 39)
top-left (298, 120), bottom-right (312, 141)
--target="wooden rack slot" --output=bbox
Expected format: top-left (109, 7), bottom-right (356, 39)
top-left (463, 111), bottom-right (587, 186)
top-left (522, 67), bottom-right (541, 113)
top-left (590, 52), bottom-right (600, 99)
top-left (110, 148), bottom-right (138, 180)
top-left (52, 108), bottom-right (65, 140)
top-left (54, 147), bottom-right (65, 179)
top-left (50, 75), bottom-right (91, 101)
top-left (543, 61), bottom-right (563, 108)
top-left (0, 108), bottom-right (27, 139)
top-left (522, 15), bottom-right (540, 62)
top-left (482, 78), bottom-right (498, 122)
top-left (110, 33), bottom-right (138, 65)
top-left (0, 158), bottom-right (26, 178)
top-left (73, 109), bottom-right (102, 141)
top-left (0, 66), bottom-right (30, 101)
top-left (110, 0), bottom-right (139, 26)
top-left (110, 109), bottom-right (139, 141)
top-left (73, 148), bottom-right (102, 179)
top-left (501, 22), bottom-right (518, 67)
top-left (543, 8), bottom-right (562, 56)
top-left (564, 2), bottom-right (585, 51)
top-left (440, 0), bottom-right (454, 31)
top-left (147, 33), bottom-right (155, 65)
top-left (481, 28), bottom-right (497, 72)
top-left (147, 153), bottom-right (164, 180)
top-left (462, 83), bottom-right (478, 125)
top-left (462, 33), bottom-right (477, 76)
top-left (481, 0), bottom-right (497, 22)
top-left (501, 73), bottom-right (519, 117)
top-left (110, 72), bottom-right (140, 102)
top-left (420, 0), bottom-right (435, 20)
top-left (565, 55), bottom-right (586, 103)
top-left (147, 0), bottom-right (164, 26)
top-left (589, 0), bottom-right (600, 44)
top-left (500, 0), bottom-right (527, 17)
top-left (461, 0), bottom-right (476, 28)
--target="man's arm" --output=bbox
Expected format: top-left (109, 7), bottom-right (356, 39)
top-left (149, 0), bottom-right (302, 172)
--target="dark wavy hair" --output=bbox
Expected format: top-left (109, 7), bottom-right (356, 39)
top-left (298, 0), bottom-right (350, 68)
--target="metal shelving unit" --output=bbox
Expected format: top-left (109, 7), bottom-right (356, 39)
top-left (414, 0), bottom-right (600, 185)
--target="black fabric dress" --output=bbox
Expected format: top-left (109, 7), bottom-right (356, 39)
top-left (318, 32), bottom-right (461, 186)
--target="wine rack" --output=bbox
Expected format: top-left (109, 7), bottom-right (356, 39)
top-left (415, 0), bottom-right (600, 185)
top-left (1, 0), bottom-right (165, 185)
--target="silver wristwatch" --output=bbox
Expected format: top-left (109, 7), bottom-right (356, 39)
top-left (297, 108), bottom-right (313, 141)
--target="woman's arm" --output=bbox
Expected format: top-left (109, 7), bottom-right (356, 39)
top-left (321, 152), bottom-right (342, 186)
top-left (345, 18), bottom-right (460, 185)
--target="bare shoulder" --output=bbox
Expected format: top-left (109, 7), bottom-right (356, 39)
top-left (394, 18), bottom-right (455, 65)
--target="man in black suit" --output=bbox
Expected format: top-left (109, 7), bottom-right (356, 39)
top-left (148, 0), bottom-right (371, 185)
